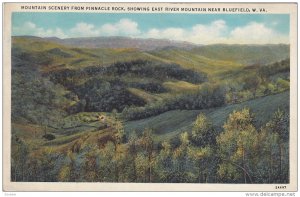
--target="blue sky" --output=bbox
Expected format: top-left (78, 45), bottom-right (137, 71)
top-left (12, 12), bottom-right (290, 44)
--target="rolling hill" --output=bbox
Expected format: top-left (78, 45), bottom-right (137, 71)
top-left (11, 36), bottom-right (290, 123)
top-left (11, 35), bottom-right (291, 183)
top-left (191, 44), bottom-right (289, 65)
top-left (12, 90), bottom-right (289, 158)
top-left (12, 36), bottom-right (289, 83)
top-left (124, 91), bottom-right (289, 144)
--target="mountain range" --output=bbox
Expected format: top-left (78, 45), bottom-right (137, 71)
top-left (41, 36), bottom-right (199, 51)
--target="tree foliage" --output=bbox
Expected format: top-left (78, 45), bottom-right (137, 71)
top-left (12, 108), bottom-right (289, 183)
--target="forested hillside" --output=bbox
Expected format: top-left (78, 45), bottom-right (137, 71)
top-left (11, 36), bottom-right (290, 183)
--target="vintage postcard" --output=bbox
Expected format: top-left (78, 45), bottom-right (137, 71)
top-left (2, 2), bottom-right (297, 191)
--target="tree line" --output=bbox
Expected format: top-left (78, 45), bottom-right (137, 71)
top-left (225, 59), bottom-right (289, 104)
top-left (122, 83), bottom-right (226, 120)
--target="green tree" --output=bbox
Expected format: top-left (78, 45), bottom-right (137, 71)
top-left (154, 140), bottom-right (173, 182)
top-left (276, 78), bottom-right (290, 92)
top-left (257, 126), bottom-right (280, 183)
top-left (58, 165), bottom-right (71, 182)
top-left (98, 142), bottom-right (116, 182)
top-left (244, 75), bottom-right (262, 98)
top-left (217, 108), bottom-right (258, 183)
top-left (191, 113), bottom-right (216, 147)
top-left (140, 128), bottom-right (154, 182)
top-left (188, 146), bottom-right (214, 183)
top-left (135, 152), bottom-right (148, 182)
top-left (83, 148), bottom-right (99, 182)
top-left (112, 144), bottom-right (129, 182)
top-left (59, 151), bottom-right (78, 182)
top-left (11, 138), bottom-right (28, 181)
top-left (114, 119), bottom-right (126, 145)
top-left (127, 131), bottom-right (138, 181)
top-left (171, 132), bottom-right (196, 183)
top-left (263, 109), bottom-right (289, 182)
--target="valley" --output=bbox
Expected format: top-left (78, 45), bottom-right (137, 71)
top-left (11, 36), bottom-right (290, 183)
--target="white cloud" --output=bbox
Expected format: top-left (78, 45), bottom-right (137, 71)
top-left (69, 19), bottom-right (140, 37)
top-left (189, 20), bottom-right (228, 44)
top-left (119, 19), bottom-right (140, 35)
top-left (144, 19), bottom-right (228, 44)
top-left (143, 20), bottom-right (288, 44)
top-left (70, 22), bottom-right (100, 37)
top-left (13, 21), bottom-right (67, 38)
top-left (228, 22), bottom-right (289, 44)
top-left (100, 18), bottom-right (140, 36)
top-left (13, 19), bottom-right (141, 38)
top-left (271, 21), bottom-right (279, 26)
top-left (146, 27), bottom-right (185, 40)
top-left (13, 19), bottom-right (289, 44)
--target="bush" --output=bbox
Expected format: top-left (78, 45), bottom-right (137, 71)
top-left (43, 134), bottom-right (56, 141)
top-left (258, 59), bottom-right (289, 79)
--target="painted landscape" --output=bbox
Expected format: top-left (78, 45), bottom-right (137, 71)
top-left (11, 14), bottom-right (290, 183)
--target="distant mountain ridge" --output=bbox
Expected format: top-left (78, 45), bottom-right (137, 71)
top-left (12, 36), bottom-right (290, 68)
top-left (42, 36), bottom-right (199, 51)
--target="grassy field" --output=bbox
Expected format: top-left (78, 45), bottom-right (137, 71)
top-left (191, 44), bottom-right (290, 65)
top-left (149, 48), bottom-right (243, 77)
top-left (127, 87), bottom-right (162, 103)
top-left (125, 91), bottom-right (289, 143)
top-left (163, 81), bottom-right (200, 92)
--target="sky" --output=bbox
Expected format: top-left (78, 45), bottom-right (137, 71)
top-left (12, 12), bottom-right (289, 44)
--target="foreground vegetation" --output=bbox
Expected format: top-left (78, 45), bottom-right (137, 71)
top-left (12, 107), bottom-right (289, 183)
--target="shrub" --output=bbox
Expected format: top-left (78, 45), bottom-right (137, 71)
top-left (43, 134), bottom-right (56, 141)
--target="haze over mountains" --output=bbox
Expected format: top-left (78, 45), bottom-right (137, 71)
top-left (40, 36), bottom-right (199, 51)
top-left (15, 35), bottom-right (289, 65)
